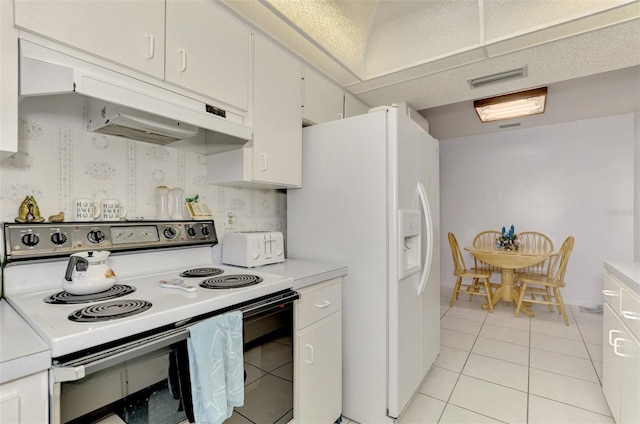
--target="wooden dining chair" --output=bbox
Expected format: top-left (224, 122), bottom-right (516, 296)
top-left (515, 236), bottom-right (575, 326)
top-left (515, 231), bottom-right (555, 284)
top-left (448, 232), bottom-right (494, 311)
top-left (472, 230), bottom-right (502, 278)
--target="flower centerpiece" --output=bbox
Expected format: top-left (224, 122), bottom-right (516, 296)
top-left (497, 225), bottom-right (522, 251)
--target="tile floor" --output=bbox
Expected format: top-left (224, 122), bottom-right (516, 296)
top-left (343, 288), bottom-right (612, 424)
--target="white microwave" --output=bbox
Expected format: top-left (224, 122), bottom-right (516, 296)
top-left (222, 231), bottom-right (285, 267)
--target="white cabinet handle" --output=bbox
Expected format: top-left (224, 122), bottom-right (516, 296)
top-left (613, 337), bottom-right (631, 357)
top-left (609, 329), bottom-right (623, 346)
top-left (315, 300), bottom-right (331, 309)
top-left (179, 49), bottom-right (187, 72)
top-left (602, 290), bottom-right (619, 297)
top-left (146, 34), bottom-right (155, 59)
top-left (621, 310), bottom-right (640, 320)
top-left (260, 154), bottom-right (268, 171)
top-left (305, 344), bottom-right (314, 364)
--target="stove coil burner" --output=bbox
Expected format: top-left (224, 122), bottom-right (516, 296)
top-left (200, 275), bottom-right (263, 289)
top-left (68, 299), bottom-right (152, 322)
top-left (179, 267), bottom-right (224, 278)
top-left (44, 285), bottom-right (136, 304)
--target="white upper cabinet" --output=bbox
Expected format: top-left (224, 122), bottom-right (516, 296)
top-left (302, 66), bottom-right (344, 125)
top-left (252, 33), bottom-right (301, 186)
top-left (0, 0), bottom-right (18, 158)
top-left (165, 0), bottom-right (250, 111)
top-left (14, 0), bottom-right (165, 79)
top-left (207, 34), bottom-right (302, 188)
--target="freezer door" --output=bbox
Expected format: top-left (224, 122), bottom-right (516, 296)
top-left (387, 108), bottom-right (440, 418)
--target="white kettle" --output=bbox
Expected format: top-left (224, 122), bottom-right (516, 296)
top-left (63, 251), bottom-right (117, 295)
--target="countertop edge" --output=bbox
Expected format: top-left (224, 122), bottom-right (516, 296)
top-left (604, 260), bottom-right (640, 295)
top-left (260, 259), bottom-right (348, 290)
top-left (0, 300), bottom-right (51, 384)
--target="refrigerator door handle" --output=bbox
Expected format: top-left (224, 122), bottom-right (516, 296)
top-left (417, 182), bottom-right (433, 295)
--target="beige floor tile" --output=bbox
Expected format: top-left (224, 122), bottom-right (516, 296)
top-left (440, 315), bottom-right (483, 336)
top-left (528, 394), bottom-right (615, 423)
top-left (530, 348), bottom-right (599, 382)
top-left (449, 375), bottom-right (528, 423)
top-left (435, 345), bottom-right (470, 373)
top-left (530, 304), bottom-right (577, 326)
top-left (530, 332), bottom-right (590, 359)
top-left (438, 404), bottom-right (503, 423)
top-left (445, 305), bottom-right (489, 323)
top-left (462, 352), bottom-right (529, 391)
top-left (398, 393), bottom-right (445, 424)
top-left (471, 336), bottom-right (529, 366)
top-left (479, 323), bottom-right (530, 347)
top-left (529, 368), bottom-right (612, 416)
top-left (531, 318), bottom-right (583, 341)
top-left (484, 307), bottom-right (531, 331)
top-left (418, 366), bottom-right (459, 401)
top-left (440, 328), bottom-right (477, 352)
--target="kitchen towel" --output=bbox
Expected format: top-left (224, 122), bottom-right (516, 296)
top-left (187, 310), bottom-right (244, 424)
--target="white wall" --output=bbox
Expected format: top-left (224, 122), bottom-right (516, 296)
top-left (440, 113), bottom-right (636, 307)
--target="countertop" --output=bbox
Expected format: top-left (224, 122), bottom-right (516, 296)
top-left (0, 258), bottom-right (346, 384)
top-left (0, 299), bottom-right (51, 384)
top-left (604, 260), bottom-right (640, 295)
top-left (261, 258), bottom-right (348, 290)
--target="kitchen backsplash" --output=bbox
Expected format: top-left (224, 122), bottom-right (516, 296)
top-left (0, 118), bottom-right (286, 238)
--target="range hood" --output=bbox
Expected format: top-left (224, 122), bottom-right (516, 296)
top-left (19, 40), bottom-right (252, 148)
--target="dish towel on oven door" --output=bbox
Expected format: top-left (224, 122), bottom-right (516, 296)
top-left (187, 310), bottom-right (244, 424)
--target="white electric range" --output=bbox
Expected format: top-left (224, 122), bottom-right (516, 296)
top-left (2, 220), bottom-right (294, 359)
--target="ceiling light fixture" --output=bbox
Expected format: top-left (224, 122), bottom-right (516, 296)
top-left (474, 87), bottom-right (548, 123)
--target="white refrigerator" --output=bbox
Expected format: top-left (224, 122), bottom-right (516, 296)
top-left (287, 106), bottom-right (440, 423)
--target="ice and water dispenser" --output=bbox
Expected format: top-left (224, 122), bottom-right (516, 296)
top-left (398, 209), bottom-right (422, 279)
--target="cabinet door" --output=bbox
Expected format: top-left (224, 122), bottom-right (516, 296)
top-left (0, 0), bottom-right (18, 159)
top-left (165, 0), bottom-right (249, 111)
top-left (603, 304), bottom-right (623, 423)
top-left (295, 313), bottom-right (342, 424)
top-left (252, 34), bottom-right (302, 186)
top-left (14, 0), bottom-right (164, 79)
top-left (303, 66), bottom-right (344, 125)
top-left (620, 328), bottom-right (640, 424)
top-left (0, 371), bottom-right (48, 424)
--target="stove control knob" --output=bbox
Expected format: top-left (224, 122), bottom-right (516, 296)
top-left (21, 233), bottom-right (40, 247)
top-left (186, 227), bottom-right (197, 237)
top-left (202, 226), bottom-right (210, 236)
top-left (163, 227), bottom-right (178, 239)
top-left (51, 232), bottom-right (67, 245)
top-left (87, 229), bottom-right (105, 244)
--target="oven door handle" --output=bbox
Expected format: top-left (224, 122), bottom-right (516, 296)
top-left (52, 326), bottom-right (189, 382)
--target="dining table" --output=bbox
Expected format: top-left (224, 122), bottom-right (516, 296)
top-left (464, 245), bottom-right (556, 316)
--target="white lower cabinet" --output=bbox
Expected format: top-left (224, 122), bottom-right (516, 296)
top-left (294, 278), bottom-right (342, 423)
top-left (602, 272), bottom-right (640, 424)
top-left (0, 371), bottom-right (48, 424)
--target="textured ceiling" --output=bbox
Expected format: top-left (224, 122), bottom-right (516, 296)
top-left (221, 0), bottom-right (640, 111)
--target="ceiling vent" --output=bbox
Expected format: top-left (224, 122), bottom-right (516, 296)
top-left (468, 67), bottom-right (528, 89)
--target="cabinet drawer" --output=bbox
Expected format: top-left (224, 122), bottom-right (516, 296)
top-left (604, 274), bottom-right (622, 315)
top-left (296, 278), bottom-right (341, 329)
top-left (621, 289), bottom-right (640, 340)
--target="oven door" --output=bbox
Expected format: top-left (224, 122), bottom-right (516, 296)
top-left (49, 290), bottom-right (298, 424)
